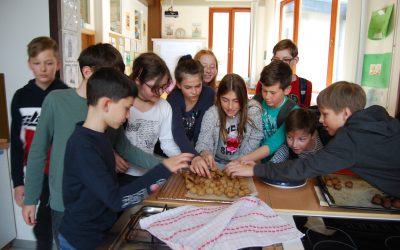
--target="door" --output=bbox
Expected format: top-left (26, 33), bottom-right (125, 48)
top-left (0, 148), bottom-right (16, 248)
top-left (209, 8), bottom-right (251, 81)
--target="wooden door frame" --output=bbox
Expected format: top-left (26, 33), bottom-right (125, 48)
top-left (279, 0), bottom-right (339, 86)
top-left (209, 7), bottom-right (251, 75)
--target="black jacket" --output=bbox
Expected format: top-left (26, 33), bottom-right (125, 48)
top-left (254, 105), bottom-right (400, 197)
top-left (10, 78), bottom-right (67, 187)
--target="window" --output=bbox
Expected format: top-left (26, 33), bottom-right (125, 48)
top-left (279, 0), bottom-right (348, 103)
top-left (210, 8), bottom-right (251, 82)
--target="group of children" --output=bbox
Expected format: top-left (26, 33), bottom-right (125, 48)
top-left (10, 36), bottom-right (400, 250)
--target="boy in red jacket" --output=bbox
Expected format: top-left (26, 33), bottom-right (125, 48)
top-left (255, 39), bottom-right (312, 107)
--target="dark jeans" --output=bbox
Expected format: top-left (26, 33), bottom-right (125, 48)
top-left (58, 234), bottom-right (76, 250)
top-left (51, 209), bottom-right (64, 250)
top-left (33, 175), bottom-right (53, 250)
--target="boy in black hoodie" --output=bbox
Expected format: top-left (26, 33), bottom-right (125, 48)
top-left (58, 68), bottom-right (193, 250)
top-left (10, 36), bottom-right (68, 250)
top-left (226, 81), bottom-right (400, 198)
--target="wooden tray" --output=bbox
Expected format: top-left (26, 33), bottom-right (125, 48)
top-left (157, 173), bottom-right (257, 204)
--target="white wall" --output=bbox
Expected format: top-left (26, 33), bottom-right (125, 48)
top-left (0, 0), bottom-right (50, 242)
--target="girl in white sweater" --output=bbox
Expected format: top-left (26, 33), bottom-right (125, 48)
top-left (124, 52), bottom-right (181, 176)
top-left (191, 73), bottom-right (264, 178)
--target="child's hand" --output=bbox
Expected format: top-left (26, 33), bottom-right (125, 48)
top-left (163, 153), bottom-right (194, 173)
top-left (14, 185), bottom-right (25, 207)
top-left (22, 205), bottom-right (37, 226)
top-left (200, 150), bottom-right (216, 169)
top-left (114, 152), bottom-right (129, 173)
top-left (190, 155), bottom-right (212, 178)
top-left (225, 160), bottom-right (256, 177)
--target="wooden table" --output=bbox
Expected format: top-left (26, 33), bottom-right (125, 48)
top-left (144, 175), bottom-right (400, 220)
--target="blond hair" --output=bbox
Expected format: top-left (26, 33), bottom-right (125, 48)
top-left (194, 49), bottom-right (218, 90)
top-left (317, 81), bottom-right (366, 114)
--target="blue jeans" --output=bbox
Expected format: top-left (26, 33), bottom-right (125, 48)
top-left (51, 209), bottom-right (64, 249)
top-left (58, 233), bottom-right (76, 250)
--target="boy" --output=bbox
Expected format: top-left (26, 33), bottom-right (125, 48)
top-left (226, 81), bottom-right (400, 197)
top-left (58, 68), bottom-right (193, 249)
top-left (23, 43), bottom-right (162, 247)
top-left (236, 60), bottom-right (297, 162)
top-left (10, 36), bottom-right (68, 250)
top-left (270, 108), bottom-right (323, 163)
top-left (255, 39), bottom-right (312, 107)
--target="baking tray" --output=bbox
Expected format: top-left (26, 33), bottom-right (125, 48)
top-left (157, 173), bottom-right (257, 204)
top-left (318, 174), bottom-right (400, 212)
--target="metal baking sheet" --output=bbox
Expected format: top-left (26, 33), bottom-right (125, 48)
top-left (157, 173), bottom-right (257, 204)
top-left (318, 174), bottom-right (400, 212)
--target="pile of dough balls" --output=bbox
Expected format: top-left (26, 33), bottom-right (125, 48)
top-left (182, 168), bottom-right (251, 198)
top-left (371, 194), bottom-right (400, 209)
top-left (325, 176), bottom-right (353, 190)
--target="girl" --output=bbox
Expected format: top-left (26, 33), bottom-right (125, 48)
top-left (125, 52), bottom-right (181, 176)
top-left (192, 73), bottom-right (264, 177)
top-left (194, 49), bottom-right (218, 91)
top-left (271, 108), bottom-right (323, 163)
top-left (167, 56), bottom-right (215, 155)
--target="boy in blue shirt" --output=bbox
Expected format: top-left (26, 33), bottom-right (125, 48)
top-left (58, 68), bottom-right (193, 250)
top-left (235, 60), bottom-right (297, 163)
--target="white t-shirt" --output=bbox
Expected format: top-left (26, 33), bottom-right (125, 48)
top-left (125, 99), bottom-right (181, 176)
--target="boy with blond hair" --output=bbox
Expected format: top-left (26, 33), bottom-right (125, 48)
top-left (10, 36), bottom-right (68, 249)
top-left (255, 39), bottom-right (312, 107)
top-left (226, 81), bottom-right (400, 197)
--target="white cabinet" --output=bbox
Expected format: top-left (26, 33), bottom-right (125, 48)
top-left (152, 38), bottom-right (207, 80)
top-left (0, 147), bottom-right (16, 248)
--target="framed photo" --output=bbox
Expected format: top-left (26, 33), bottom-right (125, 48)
top-left (125, 12), bottom-right (132, 31)
top-left (134, 10), bottom-right (142, 40)
top-left (62, 31), bottom-right (79, 62)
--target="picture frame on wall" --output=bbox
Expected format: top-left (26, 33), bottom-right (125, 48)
top-left (126, 12), bottom-right (132, 31)
top-left (134, 9), bottom-right (142, 40)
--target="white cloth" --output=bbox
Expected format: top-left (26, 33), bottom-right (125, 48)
top-left (140, 197), bottom-right (304, 250)
top-left (125, 99), bottom-right (181, 176)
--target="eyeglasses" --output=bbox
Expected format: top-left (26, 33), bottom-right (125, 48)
top-left (271, 57), bottom-right (294, 64)
top-left (143, 80), bottom-right (173, 95)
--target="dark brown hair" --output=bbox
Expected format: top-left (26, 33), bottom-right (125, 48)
top-left (273, 39), bottom-right (298, 58)
top-left (130, 52), bottom-right (171, 95)
top-left (216, 73), bottom-right (248, 142)
top-left (174, 58), bottom-right (204, 84)
top-left (317, 81), bottom-right (366, 114)
top-left (27, 36), bottom-right (59, 59)
top-left (78, 43), bottom-right (125, 76)
top-left (285, 108), bottom-right (317, 134)
top-left (259, 60), bottom-right (292, 89)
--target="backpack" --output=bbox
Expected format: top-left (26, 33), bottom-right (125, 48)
top-left (252, 94), bottom-right (297, 128)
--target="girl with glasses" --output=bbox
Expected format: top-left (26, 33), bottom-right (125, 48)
top-left (124, 52), bottom-right (181, 177)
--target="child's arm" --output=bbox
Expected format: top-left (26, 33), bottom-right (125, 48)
top-left (195, 107), bottom-right (217, 157)
top-left (270, 144), bottom-right (290, 163)
top-left (237, 145), bottom-right (270, 162)
top-left (24, 95), bottom-right (54, 207)
top-left (159, 101), bottom-right (181, 156)
top-left (167, 92), bottom-right (198, 155)
top-left (10, 92), bottom-right (25, 206)
top-left (114, 127), bottom-right (162, 169)
top-left (238, 103), bottom-right (264, 156)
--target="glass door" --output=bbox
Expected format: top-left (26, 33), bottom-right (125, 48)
top-left (210, 8), bottom-right (251, 81)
